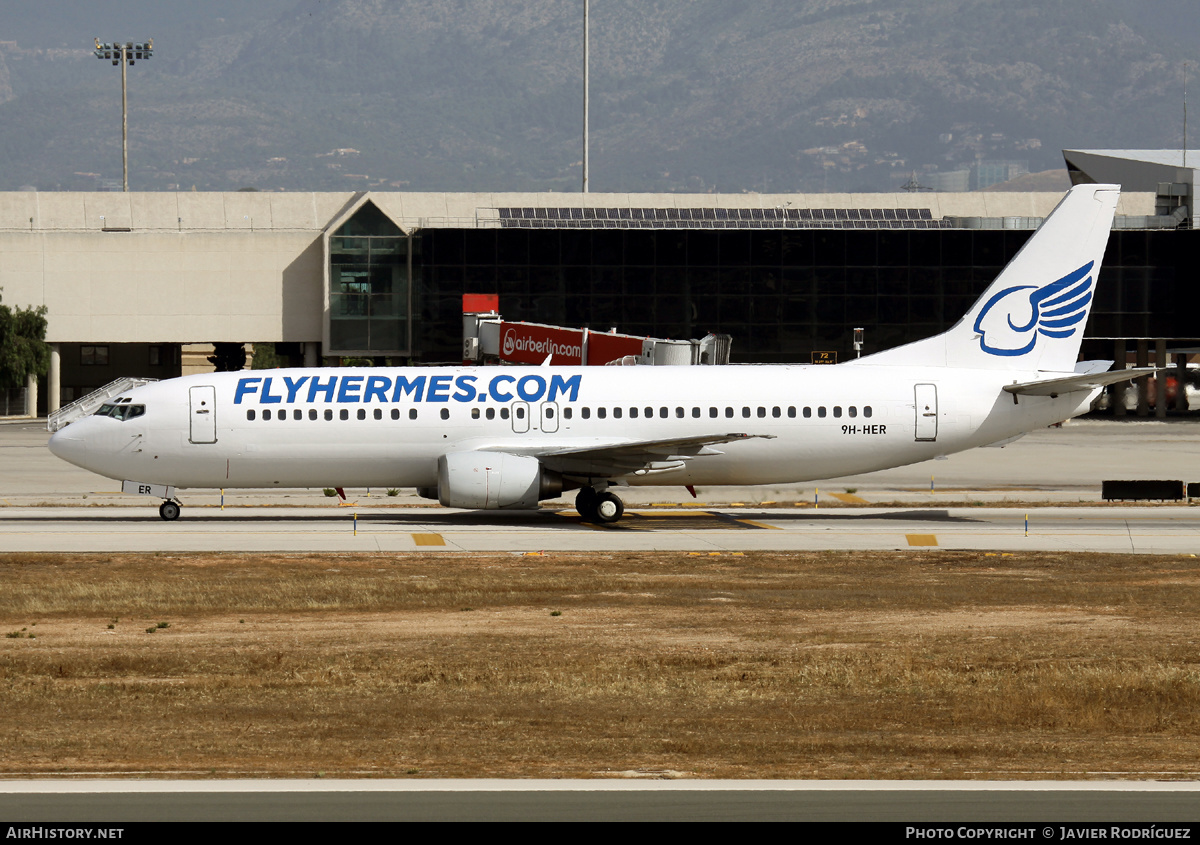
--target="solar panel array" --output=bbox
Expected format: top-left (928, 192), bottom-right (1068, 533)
top-left (493, 207), bottom-right (949, 229)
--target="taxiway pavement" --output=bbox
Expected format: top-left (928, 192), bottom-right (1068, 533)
top-left (1, 504), bottom-right (1197, 554)
top-left (5, 779), bottom-right (1200, 822)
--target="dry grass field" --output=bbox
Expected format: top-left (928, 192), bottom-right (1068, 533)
top-left (2, 550), bottom-right (1200, 780)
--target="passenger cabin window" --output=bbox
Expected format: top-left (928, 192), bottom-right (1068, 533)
top-left (246, 409), bottom-right (256, 421)
top-left (311, 409), bottom-right (319, 421)
top-left (391, 409), bottom-right (400, 420)
top-left (440, 408), bottom-right (450, 420)
top-left (818, 407), bottom-right (827, 418)
top-left (325, 409), bottom-right (334, 421)
top-left (410, 409), bottom-right (418, 420)
top-left (264, 409), bottom-right (272, 421)
top-left (864, 406), bottom-right (873, 418)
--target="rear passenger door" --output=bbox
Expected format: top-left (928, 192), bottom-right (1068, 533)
top-left (914, 383), bottom-right (937, 442)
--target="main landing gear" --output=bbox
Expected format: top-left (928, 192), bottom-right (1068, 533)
top-left (575, 486), bottom-right (624, 524)
top-left (158, 500), bottom-right (181, 521)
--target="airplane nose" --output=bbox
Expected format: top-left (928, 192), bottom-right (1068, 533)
top-left (48, 427), bottom-right (87, 467)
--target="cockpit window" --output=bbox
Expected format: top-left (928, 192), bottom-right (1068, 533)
top-left (94, 403), bottom-right (145, 421)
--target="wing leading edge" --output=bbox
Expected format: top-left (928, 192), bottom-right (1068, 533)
top-left (531, 432), bottom-right (775, 478)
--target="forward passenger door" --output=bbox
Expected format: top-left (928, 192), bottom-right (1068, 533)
top-left (189, 385), bottom-right (217, 444)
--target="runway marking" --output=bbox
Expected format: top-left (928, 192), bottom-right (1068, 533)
top-left (412, 533), bottom-right (445, 546)
top-left (734, 519), bottom-right (781, 530)
top-left (906, 534), bottom-right (939, 546)
top-left (554, 511), bottom-right (764, 531)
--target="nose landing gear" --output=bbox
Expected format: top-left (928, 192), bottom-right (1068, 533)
top-left (158, 500), bottom-right (181, 521)
top-left (575, 486), bottom-right (624, 524)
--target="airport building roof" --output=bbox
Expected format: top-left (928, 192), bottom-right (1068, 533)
top-left (0, 189), bottom-right (1156, 233)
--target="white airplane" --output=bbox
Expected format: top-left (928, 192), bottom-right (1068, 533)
top-left (50, 183), bottom-right (1150, 523)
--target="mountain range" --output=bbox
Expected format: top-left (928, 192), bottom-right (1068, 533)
top-left (1, 0), bottom-right (1197, 193)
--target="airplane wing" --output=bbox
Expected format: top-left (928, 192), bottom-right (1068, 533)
top-left (530, 432), bottom-right (775, 478)
top-left (1002, 367), bottom-right (1162, 397)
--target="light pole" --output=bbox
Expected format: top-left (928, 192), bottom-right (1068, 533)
top-left (582, 0), bottom-right (589, 193)
top-left (93, 39), bottom-right (153, 192)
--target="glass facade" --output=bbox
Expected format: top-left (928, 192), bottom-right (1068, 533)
top-left (328, 202), bottom-right (411, 354)
top-left (413, 227), bottom-right (1200, 365)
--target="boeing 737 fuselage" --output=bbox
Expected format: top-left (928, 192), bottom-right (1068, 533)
top-left (49, 184), bottom-right (1145, 523)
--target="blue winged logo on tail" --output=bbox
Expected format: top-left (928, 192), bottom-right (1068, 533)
top-left (972, 261), bottom-right (1094, 357)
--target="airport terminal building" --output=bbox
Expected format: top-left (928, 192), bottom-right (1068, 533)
top-left (2, 149), bottom-right (1198, 416)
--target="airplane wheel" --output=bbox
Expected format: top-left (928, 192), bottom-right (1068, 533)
top-left (593, 491), bottom-right (624, 524)
top-left (159, 501), bottom-right (181, 521)
top-left (575, 487), bottom-right (599, 520)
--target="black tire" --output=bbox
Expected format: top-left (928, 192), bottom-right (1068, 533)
top-left (575, 487), bottom-right (599, 521)
top-left (159, 501), bottom-right (181, 521)
top-left (593, 491), bottom-right (624, 524)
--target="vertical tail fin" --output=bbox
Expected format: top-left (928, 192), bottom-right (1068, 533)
top-left (858, 184), bottom-right (1120, 371)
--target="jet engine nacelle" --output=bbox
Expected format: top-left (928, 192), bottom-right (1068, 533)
top-left (437, 451), bottom-right (563, 510)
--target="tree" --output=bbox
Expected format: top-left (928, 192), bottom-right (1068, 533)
top-left (207, 342), bottom-right (247, 372)
top-left (250, 342), bottom-right (282, 370)
top-left (0, 290), bottom-right (50, 389)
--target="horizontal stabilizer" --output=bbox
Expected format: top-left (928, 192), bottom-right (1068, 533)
top-left (1002, 367), bottom-right (1161, 397)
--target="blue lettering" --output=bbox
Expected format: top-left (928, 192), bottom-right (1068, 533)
top-left (260, 376), bottom-right (283, 404)
top-left (338, 375), bottom-right (364, 403)
top-left (308, 375), bottom-right (337, 403)
top-left (234, 377), bottom-right (261, 405)
top-left (489, 374), bottom-right (516, 402)
top-left (391, 375), bottom-right (426, 402)
top-left (282, 375), bottom-right (310, 403)
top-left (453, 375), bottom-right (478, 402)
top-left (517, 375), bottom-right (547, 402)
top-left (548, 374), bottom-right (581, 402)
top-left (428, 374), bottom-right (453, 402)
top-left (364, 375), bottom-right (391, 404)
